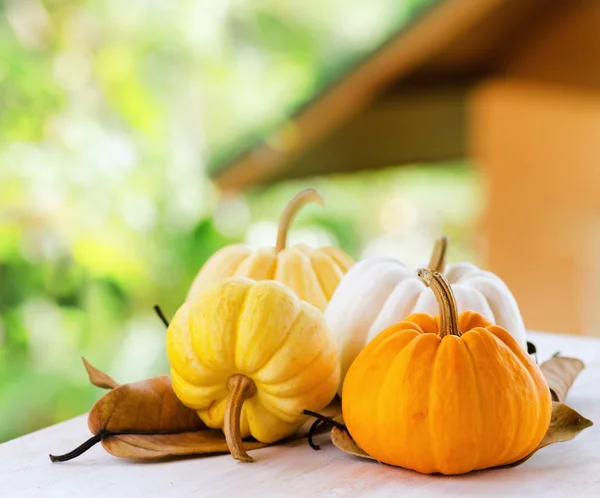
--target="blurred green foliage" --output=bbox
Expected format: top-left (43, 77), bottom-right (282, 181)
top-left (0, 0), bottom-right (483, 443)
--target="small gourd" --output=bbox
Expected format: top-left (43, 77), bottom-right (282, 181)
top-left (342, 268), bottom-right (552, 475)
top-left (167, 277), bottom-right (340, 462)
top-left (187, 189), bottom-right (354, 311)
top-left (326, 236), bottom-right (527, 392)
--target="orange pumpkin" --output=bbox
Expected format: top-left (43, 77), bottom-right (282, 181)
top-left (342, 268), bottom-right (552, 475)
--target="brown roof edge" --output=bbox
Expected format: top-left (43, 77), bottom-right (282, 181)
top-left (212, 0), bottom-right (505, 191)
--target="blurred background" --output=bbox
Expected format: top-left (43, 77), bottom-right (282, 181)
top-left (1, 0), bottom-right (598, 441)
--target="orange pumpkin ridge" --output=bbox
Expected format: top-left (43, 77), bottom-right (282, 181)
top-left (342, 269), bottom-right (552, 475)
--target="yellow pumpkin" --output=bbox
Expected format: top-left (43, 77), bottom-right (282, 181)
top-left (187, 189), bottom-right (354, 310)
top-left (342, 268), bottom-right (552, 475)
top-left (167, 277), bottom-right (340, 462)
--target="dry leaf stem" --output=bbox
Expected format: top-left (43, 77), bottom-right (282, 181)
top-left (50, 433), bottom-right (106, 462)
top-left (153, 305), bottom-right (170, 327)
top-left (303, 410), bottom-right (346, 450)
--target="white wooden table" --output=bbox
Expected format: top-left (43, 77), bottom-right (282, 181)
top-left (2, 331), bottom-right (599, 498)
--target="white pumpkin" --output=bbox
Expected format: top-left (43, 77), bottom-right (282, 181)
top-left (325, 237), bottom-right (527, 393)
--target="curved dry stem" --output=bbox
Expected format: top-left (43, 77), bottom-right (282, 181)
top-left (275, 189), bottom-right (324, 253)
top-left (417, 268), bottom-right (462, 338)
top-left (427, 236), bottom-right (449, 273)
top-left (224, 374), bottom-right (257, 462)
top-left (153, 305), bottom-right (170, 328)
top-left (49, 433), bottom-right (104, 462)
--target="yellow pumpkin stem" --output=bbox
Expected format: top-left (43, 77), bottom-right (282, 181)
top-left (427, 236), bottom-right (448, 273)
top-left (224, 374), bottom-right (257, 462)
top-left (275, 189), bottom-right (325, 253)
top-left (417, 268), bottom-right (462, 338)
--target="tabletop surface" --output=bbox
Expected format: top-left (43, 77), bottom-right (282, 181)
top-left (1, 331), bottom-right (599, 498)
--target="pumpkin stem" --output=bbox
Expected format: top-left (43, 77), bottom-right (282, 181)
top-left (427, 236), bottom-right (448, 273)
top-left (275, 189), bottom-right (324, 253)
top-left (224, 374), bottom-right (257, 462)
top-left (417, 268), bottom-right (462, 338)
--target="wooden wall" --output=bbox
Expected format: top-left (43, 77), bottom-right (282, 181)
top-left (470, 79), bottom-right (600, 335)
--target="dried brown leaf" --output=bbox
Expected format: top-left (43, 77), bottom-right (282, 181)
top-left (88, 376), bottom-right (205, 435)
top-left (331, 427), bottom-right (374, 460)
top-left (331, 402), bottom-right (593, 471)
top-left (502, 402), bottom-right (593, 467)
top-left (50, 375), bottom-right (205, 462)
top-left (542, 401), bottom-right (594, 446)
top-left (540, 355), bottom-right (585, 402)
top-left (102, 430), bottom-right (267, 460)
top-left (101, 399), bottom-right (342, 460)
top-left (51, 379), bottom-right (342, 462)
top-left (82, 357), bottom-right (119, 390)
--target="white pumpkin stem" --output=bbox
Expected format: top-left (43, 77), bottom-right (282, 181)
top-left (224, 374), bottom-right (257, 462)
top-left (275, 189), bottom-right (325, 253)
top-left (427, 236), bottom-right (448, 273)
top-left (417, 268), bottom-right (462, 338)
